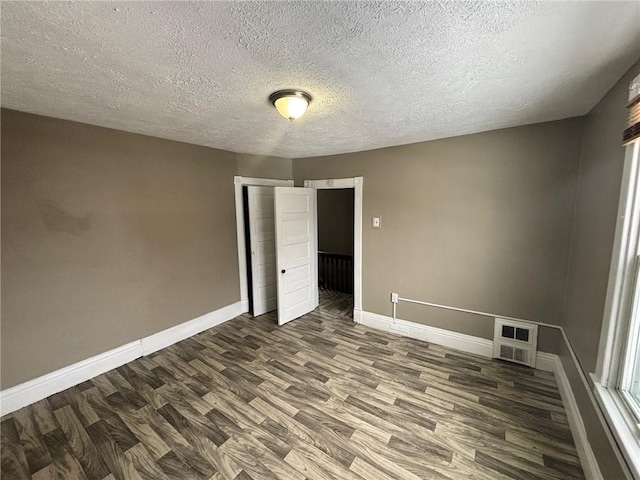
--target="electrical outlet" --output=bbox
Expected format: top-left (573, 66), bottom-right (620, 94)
top-left (372, 216), bottom-right (381, 229)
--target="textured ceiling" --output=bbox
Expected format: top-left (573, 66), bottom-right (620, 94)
top-left (2, 1), bottom-right (639, 158)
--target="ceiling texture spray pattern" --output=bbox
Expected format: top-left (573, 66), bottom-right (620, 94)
top-left (2, 1), bottom-right (639, 157)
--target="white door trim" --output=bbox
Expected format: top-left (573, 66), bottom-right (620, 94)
top-left (234, 176), bottom-right (294, 312)
top-left (303, 176), bottom-right (363, 320)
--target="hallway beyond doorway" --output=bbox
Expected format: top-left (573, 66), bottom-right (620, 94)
top-left (319, 287), bottom-right (353, 319)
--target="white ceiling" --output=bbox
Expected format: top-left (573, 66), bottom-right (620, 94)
top-left (2, 1), bottom-right (639, 158)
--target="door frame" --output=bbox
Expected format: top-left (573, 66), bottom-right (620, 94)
top-left (234, 176), bottom-right (293, 313)
top-left (303, 176), bottom-right (363, 322)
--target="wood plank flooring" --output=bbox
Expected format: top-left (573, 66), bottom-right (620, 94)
top-left (318, 287), bottom-right (353, 319)
top-left (1, 302), bottom-right (583, 480)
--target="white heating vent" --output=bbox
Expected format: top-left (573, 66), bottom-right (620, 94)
top-left (493, 318), bottom-right (538, 368)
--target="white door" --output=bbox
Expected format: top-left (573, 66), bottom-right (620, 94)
top-left (247, 186), bottom-right (277, 316)
top-left (274, 187), bottom-right (318, 325)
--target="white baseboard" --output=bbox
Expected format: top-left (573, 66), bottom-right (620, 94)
top-left (240, 298), bottom-right (250, 314)
top-left (535, 351), bottom-right (558, 373)
top-left (141, 302), bottom-right (244, 356)
top-left (359, 310), bottom-right (560, 369)
top-left (0, 301), bottom-right (243, 416)
top-left (0, 301), bottom-right (602, 480)
top-left (358, 310), bottom-right (600, 479)
top-left (0, 341), bottom-right (141, 416)
top-left (545, 354), bottom-right (603, 480)
top-left (359, 310), bottom-right (494, 358)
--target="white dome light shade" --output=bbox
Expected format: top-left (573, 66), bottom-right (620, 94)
top-left (269, 90), bottom-right (312, 121)
top-left (274, 96), bottom-right (308, 120)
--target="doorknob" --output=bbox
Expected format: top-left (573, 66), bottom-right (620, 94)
top-left (281, 269), bottom-right (286, 274)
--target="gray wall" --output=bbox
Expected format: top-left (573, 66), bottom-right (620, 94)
top-left (294, 119), bottom-right (584, 352)
top-left (563, 59), bottom-right (640, 374)
top-left (1, 109), bottom-right (240, 389)
top-left (559, 345), bottom-right (627, 479)
top-left (236, 153), bottom-right (292, 180)
top-left (318, 189), bottom-right (354, 255)
top-left (560, 59), bottom-right (640, 479)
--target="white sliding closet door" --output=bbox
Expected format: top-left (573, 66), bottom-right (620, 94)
top-left (247, 186), bottom-right (277, 316)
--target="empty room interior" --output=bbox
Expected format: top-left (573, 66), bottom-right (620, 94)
top-left (2, 2), bottom-right (640, 479)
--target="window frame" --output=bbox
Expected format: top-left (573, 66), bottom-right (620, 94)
top-left (619, 263), bottom-right (640, 421)
top-left (595, 140), bottom-right (640, 479)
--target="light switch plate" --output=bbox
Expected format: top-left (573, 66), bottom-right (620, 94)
top-left (372, 216), bottom-right (381, 228)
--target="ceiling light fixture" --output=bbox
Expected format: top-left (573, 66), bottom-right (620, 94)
top-left (269, 90), bottom-right (312, 121)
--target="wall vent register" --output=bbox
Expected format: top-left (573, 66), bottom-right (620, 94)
top-left (493, 318), bottom-right (538, 368)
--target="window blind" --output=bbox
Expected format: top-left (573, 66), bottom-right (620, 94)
top-left (624, 72), bottom-right (640, 146)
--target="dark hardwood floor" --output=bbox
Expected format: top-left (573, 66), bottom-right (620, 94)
top-left (1, 295), bottom-right (583, 480)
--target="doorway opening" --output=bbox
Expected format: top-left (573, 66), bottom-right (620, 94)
top-left (234, 176), bottom-right (363, 323)
top-left (304, 177), bottom-right (363, 323)
top-left (317, 188), bottom-right (354, 318)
